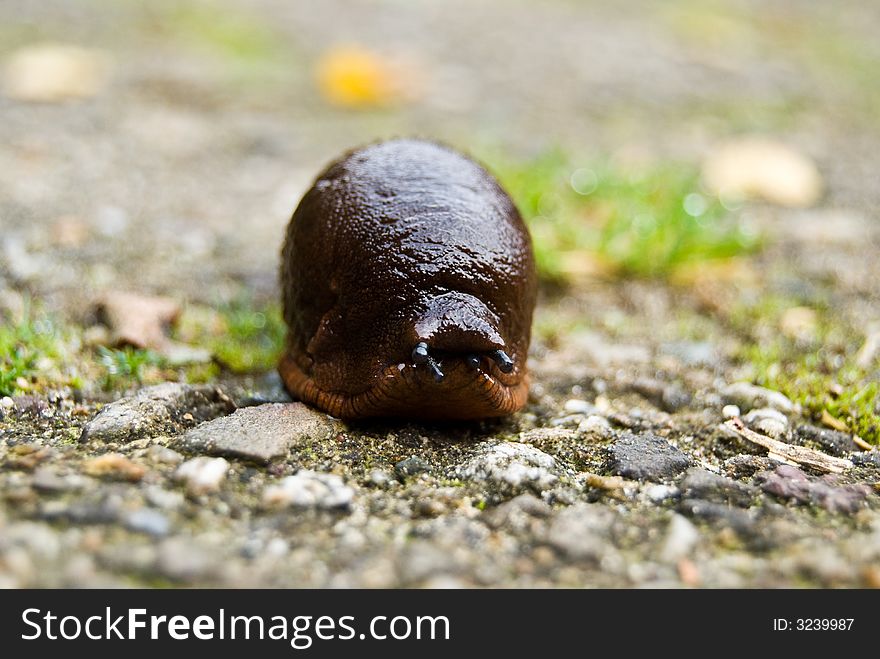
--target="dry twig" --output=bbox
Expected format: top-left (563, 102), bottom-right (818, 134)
top-left (724, 418), bottom-right (853, 474)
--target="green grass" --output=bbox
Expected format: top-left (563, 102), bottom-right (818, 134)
top-left (204, 300), bottom-right (286, 373)
top-left (94, 299), bottom-right (286, 389)
top-left (492, 149), bottom-right (760, 281)
top-left (168, 4), bottom-right (289, 69)
top-left (97, 346), bottom-right (164, 391)
top-left (0, 295), bottom-right (287, 398)
top-left (733, 298), bottom-right (879, 444)
top-left (0, 305), bottom-right (71, 397)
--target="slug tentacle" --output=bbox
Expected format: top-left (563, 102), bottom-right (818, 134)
top-left (426, 358), bottom-right (445, 382)
top-left (490, 349), bottom-right (514, 373)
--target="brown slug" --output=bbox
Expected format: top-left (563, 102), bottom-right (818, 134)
top-left (279, 138), bottom-right (537, 420)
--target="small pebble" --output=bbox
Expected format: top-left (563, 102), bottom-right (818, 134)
top-left (263, 470), bottom-right (354, 509)
top-left (563, 399), bottom-right (594, 415)
top-left (124, 509), bottom-right (171, 537)
top-left (0, 396), bottom-right (14, 409)
top-left (367, 469), bottom-right (393, 487)
top-left (659, 514), bottom-right (700, 563)
top-left (144, 486), bottom-right (185, 511)
top-left (394, 456), bottom-right (432, 478)
top-left (32, 467), bottom-right (87, 492)
top-left (454, 441), bottom-right (558, 492)
top-left (607, 432), bottom-right (691, 481)
top-left (722, 404), bottom-right (740, 419)
top-left (156, 538), bottom-right (217, 582)
top-left (577, 414), bottom-right (612, 437)
top-left (721, 382), bottom-right (795, 414)
top-left (644, 484), bottom-right (680, 503)
top-left (147, 445), bottom-right (184, 465)
top-left (743, 407), bottom-right (789, 438)
top-left (82, 453), bottom-right (146, 482)
top-left (174, 457), bottom-right (229, 495)
top-left (3, 43), bottom-right (110, 102)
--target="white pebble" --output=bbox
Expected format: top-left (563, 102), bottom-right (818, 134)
top-left (644, 484), bottom-right (679, 503)
top-left (174, 457), bottom-right (229, 495)
top-left (368, 469), bottom-right (392, 487)
top-left (722, 404), bottom-right (740, 419)
top-left (563, 399), bottom-right (593, 414)
top-left (743, 407), bottom-right (789, 438)
top-left (578, 414), bottom-right (612, 437)
top-left (263, 470), bottom-right (354, 509)
top-left (721, 382), bottom-right (795, 413)
top-left (660, 514), bottom-right (700, 563)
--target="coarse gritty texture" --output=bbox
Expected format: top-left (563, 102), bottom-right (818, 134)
top-left (279, 139), bottom-right (536, 420)
top-left (1, 0), bottom-right (880, 589)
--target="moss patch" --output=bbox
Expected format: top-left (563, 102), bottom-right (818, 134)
top-left (491, 149), bottom-right (760, 282)
top-left (0, 304), bottom-right (79, 396)
top-left (97, 346), bottom-right (165, 391)
top-left (184, 299), bottom-right (286, 374)
top-left (732, 296), bottom-right (879, 444)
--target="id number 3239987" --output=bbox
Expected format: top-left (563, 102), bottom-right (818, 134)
top-left (773, 619), bottom-right (854, 631)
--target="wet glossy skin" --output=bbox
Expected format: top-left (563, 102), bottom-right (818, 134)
top-left (279, 139), bottom-right (537, 419)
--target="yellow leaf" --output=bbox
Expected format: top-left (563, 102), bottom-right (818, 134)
top-left (315, 45), bottom-right (405, 108)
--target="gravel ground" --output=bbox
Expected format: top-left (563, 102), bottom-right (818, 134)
top-left (1, 0), bottom-right (879, 588)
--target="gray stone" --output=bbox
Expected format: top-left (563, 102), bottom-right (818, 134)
top-left (544, 503), bottom-right (615, 561)
top-left (630, 377), bottom-right (691, 412)
top-left (144, 486), bottom-right (185, 511)
top-left (678, 498), bottom-right (755, 536)
top-left (145, 444), bottom-right (184, 465)
top-left (80, 383), bottom-right (236, 443)
top-left (1, 522), bottom-right (62, 562)
top-left (723, 454), bottom-right (776, 479)
top-left (721, 382), bottom-right (795, 414)
top-left (680, 468), bottom-right (757, 507)
top-left (550, 413), bottom-right (588, 427)
top-left (262, 470), bottom-right (354, 509)
top-left (482, 493), bottom-right (552, 530)
top-left (156, 538), bottom-right (217, 583)
top-left (397, 540), bottom-right (458, 584)
top-left (31, 467), bottom-right (88, 493)
top-left (367, 469), bottom-right (393, 487)
top-left (453, 441), bottom-right (559, 494)
top-left (852, 452), bottom-right (880, 468)
top-left (795, 424), bottom-right (859, 457)
top-left (606, 432), bottom-right (691, 481)
top-left (39, 492), bottom-right (124, 525)
top-left (176, 402), bottom-right (342, 464)
top-left (577, 414), bottom-right (613, 438)
top-left (124, 508), bottom-right (171, 537)
top-left (394, 456), bottom-right (432, 478)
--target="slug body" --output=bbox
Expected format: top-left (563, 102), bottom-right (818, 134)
top-left (279, 139), bottom-right (536, 420)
